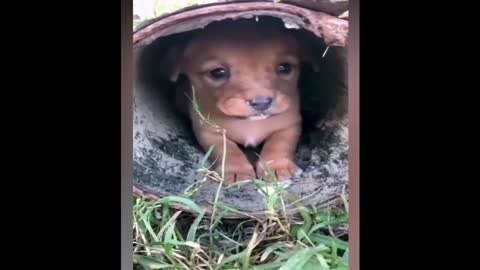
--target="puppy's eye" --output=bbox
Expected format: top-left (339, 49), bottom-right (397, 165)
top-left (209, 68), bottom-right (230, 80)
top-left (277, 63), bottom-right (293, 75)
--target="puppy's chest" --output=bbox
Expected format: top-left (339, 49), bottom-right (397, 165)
top-left (222, 121), bottom-right (276, 148)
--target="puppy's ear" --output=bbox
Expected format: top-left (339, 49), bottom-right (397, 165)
top-left (162, 46), bottom-right (184, 82)
top-left (295, 32), bottom-right (321, 72)
top-left (300, 47), bottom-right (320, 72)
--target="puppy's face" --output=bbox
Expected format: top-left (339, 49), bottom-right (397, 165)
top-left (170, 20), bottom-right (306, 120)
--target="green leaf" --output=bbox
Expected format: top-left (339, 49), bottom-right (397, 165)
top-left (166, 240), bottom-right (201, 249)
top-left (279, 245), bottom-right (329, 270)
top-left (242, 229), bottom-right (259, 269)
top-left (187, 214), bottom-right (204, 242)
top-left (308, 222), bottom-right (327, 235)
top-left (200, 145), bottom-right (215, 167)
top-left (158, 210), bottom-right (182, 240)
top-left (298, 207), bottom-right (313, 236)
top-left (309, 234), bottom-right (348, 250)
top-left (164, 222), bottom-right (176, 258)
top-left (157, 196), bottom-right (204, 214)
top-left (316, 253), bottom-right (330, 269)
top-left (260, 242), bottom-right (289, 262)
top-left (215, 251), bottom-right (246, 270)
top-left (302, 258), bottom-right (329, 270)
top-left (252, 261), bottom-right (285, 270)
top-left (135, 255), bottom-right (172, 269)
top-left (342, 248), bottom-right (349, 264)
top-left (156, 196), bottom-right (205, 242)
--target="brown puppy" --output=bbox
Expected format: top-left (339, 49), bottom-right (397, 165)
top-left (168, 19), bottom-right (311, 183)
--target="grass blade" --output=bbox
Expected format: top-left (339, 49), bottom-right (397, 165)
top-left (260, 242), bottom-right (289, 262)
top-left (341, 248), bottom-right (348, 264)
top-left (157, 196), bottom-right (204, 214)
top-left (200, 145), bottom-right (215, 167)
top-left (278, 245), bottom-right (329, 270)
top-left (252, 261), bottom-right (286, 270)
top-left (215, 251), bottom-right (246, 270)
top-left (298, 207), bottom-right (313, 236)
top-left (155, 196), bottom-right (205, 242)
top-left (135, 255), bottom-right (172, 269)
top-left (242, 227), bottom-right (260, 269)
top-left (316, 253), bottom-right (329, 269)
top-left (308, 222), bottom-right (327, 235)
top-left (158, 210), bottom-right (182, 240)
top-left (309, 234), bottom-right (348, 250)
top-left (187, 213), bottom-right (205, 242)
top-left (164, 222), bottom-right (176, 259)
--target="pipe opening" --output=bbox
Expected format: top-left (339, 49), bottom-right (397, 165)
top-left (134, 14), bottom-right (348, 216)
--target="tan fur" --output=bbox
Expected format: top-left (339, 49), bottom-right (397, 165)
top-left (168, 19), bottom-right (313, 183)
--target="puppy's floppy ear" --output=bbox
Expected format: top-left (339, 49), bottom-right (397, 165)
top-left (300, 47), bottom-right (320, 72)
top-left (162, 46), bottom-right (184, 82)
top-left (294, 32), bottom-right (321, 72)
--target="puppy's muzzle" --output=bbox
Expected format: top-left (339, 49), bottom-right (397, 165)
top-left (248, 97), bottom-right (273, 112)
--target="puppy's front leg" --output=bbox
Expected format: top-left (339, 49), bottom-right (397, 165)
top-left (256, 124), bottom-right (302, 181)
top-left (196, 130), bottom-right (256, 183)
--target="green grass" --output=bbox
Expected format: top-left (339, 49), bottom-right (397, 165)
top-left (133, 193), bottom-right (348, 270)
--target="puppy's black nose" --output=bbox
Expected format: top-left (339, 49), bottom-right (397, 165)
top-left (248, 97), bottom-right (273, 111)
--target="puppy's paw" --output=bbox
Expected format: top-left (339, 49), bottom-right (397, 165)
top-left (216, 163), bottom-right (256, 184)
top-left (256, 158), bottom-right (302, 182)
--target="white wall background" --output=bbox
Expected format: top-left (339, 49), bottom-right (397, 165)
top-left (133, 0), bottom-right (221, 23)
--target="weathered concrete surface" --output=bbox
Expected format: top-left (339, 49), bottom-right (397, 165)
top-left (134, 2), bottom-right (348, 47)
